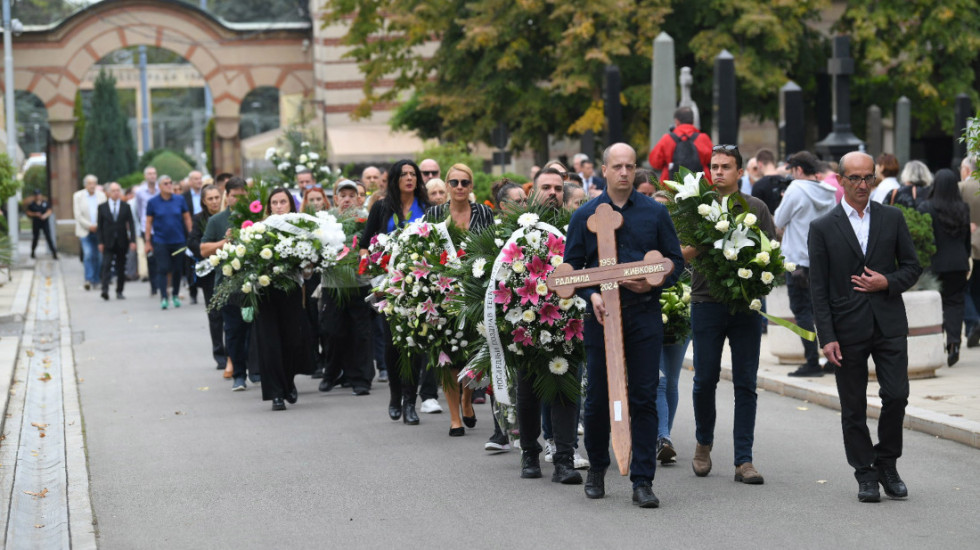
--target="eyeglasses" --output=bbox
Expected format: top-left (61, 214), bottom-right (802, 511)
top-left (448, 179), bottom-right (472, 188)
top-left (712, 145), bottom-right (739, 152)
top-left (844, 174), bottom-right (876, 186)
top-left (421, 171), bottom-right (439, 177)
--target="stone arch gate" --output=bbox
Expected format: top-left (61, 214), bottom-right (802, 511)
top-left (1, 0), bottom-right (313, 222)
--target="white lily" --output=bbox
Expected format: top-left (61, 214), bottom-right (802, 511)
top-left (714, 224), bottom-right (755, 253)
top-left (664, 171), bottom-right (704, 201)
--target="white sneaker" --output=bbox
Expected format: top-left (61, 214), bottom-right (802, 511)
top-left (544, 439), bottom-right (556, 463)
top-left (573, 450), bottom-right (590, 470)
top-left (578, 423), bottom-right (584, 435)
top-left (419, 398), bottom-right (443, 413)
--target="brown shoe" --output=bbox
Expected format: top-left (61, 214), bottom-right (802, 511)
top-left (692, 443), bottom-right (712, 477)
top-left (223, 363), bottom-right (233, 379)
top-left (734, 462), bottom-right (764, 484)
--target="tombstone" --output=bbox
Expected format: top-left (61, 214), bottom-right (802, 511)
top-left (604, 65), bottom-right (624, 144)
top-left (780, 81), bottom-right (805, 157)
top-left (895, 96), bottom-right (911, 166)
top-left (678, 67), bottom-right (700, 129)
top-left (580, 130), bottom-right (596, 162)
top-left (815, 35), bottom-right (864, 160)
top-left (953, 93), bottom-right (972, 168)
top-left (815, 73), bottom-right (833, 141)
top-left (712, 50), bottom-right (737, 145)
top-left (866, 105), bottom-right (883, 158)
top-left (650, 32), bottom-right (677, 148)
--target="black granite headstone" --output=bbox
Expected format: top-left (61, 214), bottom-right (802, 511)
top-left (604, 65), bottom-right (623, 144)
top-left (780, 81), bottom-right (805, 157)
top-left (712, 50), bottom-right (737, 145)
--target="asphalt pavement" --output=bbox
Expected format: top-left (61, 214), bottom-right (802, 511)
top-left (60, 257), bottom-right (980, 549)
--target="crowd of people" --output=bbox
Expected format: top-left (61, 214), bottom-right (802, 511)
top-left (53, 106), bottom-right (979, 506)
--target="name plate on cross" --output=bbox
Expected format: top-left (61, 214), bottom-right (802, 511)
top-left (547, 203), bottom-right (674, 475)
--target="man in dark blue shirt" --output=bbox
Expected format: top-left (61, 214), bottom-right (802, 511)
top-left (564, 143), bottom-right (684, 508)
top-left (145, 175), bottom-right (191, 309)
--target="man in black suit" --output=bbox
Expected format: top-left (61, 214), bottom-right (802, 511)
top-left (808, 151), bottom-right (921, 503)
top-left (182, 170), bottom-right (204, 303)
top-left (578, 159), bottom-right (606, 194)
top-left (97, 182), bottom-right (138, 300)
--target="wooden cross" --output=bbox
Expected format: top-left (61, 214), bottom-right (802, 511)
top-left (547, 203), bottom-right (675, 476)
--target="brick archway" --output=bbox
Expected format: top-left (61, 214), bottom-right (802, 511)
top-left (1, 0), bottom-right (312, 223)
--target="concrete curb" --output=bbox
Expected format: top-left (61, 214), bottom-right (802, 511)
top-left (0, 268), bottom-right (35, 324)
top-left (683, 357), bottom-right (980, 450)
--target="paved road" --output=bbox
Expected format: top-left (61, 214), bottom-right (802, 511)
top-left (62, 259), bottom-right (980, 549)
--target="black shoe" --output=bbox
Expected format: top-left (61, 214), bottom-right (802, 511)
top-left (632, 485), bottom-right (660, 508)
top-left (352, 387), bottom-right (370, 396)
top-left (101, 291), bottom-right (109, 301)
top-left (463, 415), bottom-right (477, 428)
top-left (285, 388), bottom-right (298, 404)
top-left (584, 469), bottom-right (606, 498)
top-left (968, 325), bottom-right (980, 348)
top-left (84, 282), bottom-right (91, 291)
top-left (190, 296), bottom-right (198, 305)
top-left (403, 401), bottom-right (420, 425)
top-left (822, 363), bottom-right (836, 374)
top-left (52, 254), bottom-right (58, 260)
top-left (551, 454), bottom-right (583, 484)
top-left (449, 427), bottom-right (465, 437)
top-left (271, 398), bottom-right (286, 411)
top-left (878, 466), bottom-right (908, 498)
top-left (388, 399), bottom-right (402, 421)
top-left (947, 344), bottom-right (960, 367)
top-left (788, 364), bottom-right (824, 377)
top-left (31, 252), bottom-right (35, 259)
top-left (656, 437), bottom-right (677, 465)
top-left (116, 293), bottom-right (125, 300)
top-left (858, 480), bottom-right (880, 502)
top-left (249, 374), bottom-right (261, 384)
top-left (311, 367), bottom-right (325, 379)
top-left (520, 450), bottom-right (542, 479)
top-left (318, 378), bottom-right (335, 392)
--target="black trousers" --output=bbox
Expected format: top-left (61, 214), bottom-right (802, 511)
top-left (834, 324), bottom-right (909, 482)
top-left (937, 270), bottom-right (968, 346)
top-left (200, 273), bottom-right (226, 368)
top-left (255, 287), bottom-right (313, 401)
top-left (31, 222), bottom-right (56, 255)
top-left (322, 287), bottom-right (375, 391)
top-left (516, 368), bottom-right (577, 458)
top-left (383, 320), bottom-right (423, 407)
top-left (419, 365), bottom-right (439, 401)
top-left (100, 246), bottom-right (128, 294)
top-left (222, 304), bottom-right (252, 380)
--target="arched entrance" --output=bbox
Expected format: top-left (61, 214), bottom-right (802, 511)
top-left (1, 0), bottom-right (312, 224)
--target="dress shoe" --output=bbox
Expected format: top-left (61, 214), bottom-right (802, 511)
top-left (249, 374), bottom-right (261, 384)
top-left (463, 415), bottom-right (477, 428)
top-left (319, 378), bottom-right (335, 392)
top-left (657, 437), bottom-right (677, 465)
top-left (311, 367), bottom-right (325, 379)
top-left (402, 401), bottom-right (420, 425)
top-left (734, 462), bottom-right (764, 484)
top-left (101, 291), bottom-right (109, 301)
top-left (632, 485), bottom-right (660, 508)
top-left (968, 325), bottom-right (980, 348)
top-left (947, 344), bottom-right (960, 367)
top-left (388, 399), bottom-right (402, 421)
top-left (286, 388), bottom-right (298, 404)
top-left (520, 450), bottom-right (542, 479)
top-left (584, 469), bottom-right (606, 499)
top-left (271, 398), bottom-right (286, 411)
top-left (788, 364), bottom-right (824, 377)
top-left (551, 453), bottom-right (583, 484)
top-left (878, 466), bottom-right (908, 498)
top-left (692, 443), bottom-right (712, 477)
top-left (858, 480), bottom-right (880, 502)
top-left (352, 387), bottom-right (370, 396)
top-left (449, 426), bottom-right (465, 437)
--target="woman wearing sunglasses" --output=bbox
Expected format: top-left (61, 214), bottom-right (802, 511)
top-left (425, 163), bottom-right (494, 436)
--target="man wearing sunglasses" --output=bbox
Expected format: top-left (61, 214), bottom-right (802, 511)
top-left (808, 151), bottom-right (920, 503)
top-left (685, 144), bottom-right (776, 487)
top-left (419, 158), bottom-right (441, 184)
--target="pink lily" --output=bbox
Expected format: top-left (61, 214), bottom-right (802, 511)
top-left (501, 242), bottom-right (524, 264)
top-left (412, 259), bottom-right (432, 280)
top-left (417, 223), bottom-right (431, 237)
top-left (417, 297), bottom-right (438, 318)
top-left (512, 326), bottom-right (533, 346)
top-left (434, 274), bottom-right (455, 293)
top-left (538, 302), bottom-right (561, 326)
top-left (493, 280), bottom-right (513, 311)
top-left (389, 270), bottom-right (405, 284)
top-left (563, 318), bottom-right (584, 341)
top-left (546, 233), bottom-right (565, 257)
top-left (514, 277), bottom-right (541, 306)
top-left (526, 255), bottom-right (550, 281)
top-left (336, 245), bottom-right (351, 260)
top-left (438, 351), bottom-right (452, 366)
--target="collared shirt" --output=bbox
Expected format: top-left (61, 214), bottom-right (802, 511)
top-left (87, 192), bottom-right (99, 228)
top-left (564, 188), bottom-right (684, 308)
top-left (841, 198), bottom-right (871, 255)
top-left (135, 181), bottom-right (159, 229)
top-left (109, 199), bottom-right (120, 219)
top-left (190, 189), bottom-right (202, 215)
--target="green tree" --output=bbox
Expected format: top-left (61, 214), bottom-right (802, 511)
top-left (837, 0), bottom-right (980, 137)
top-left (83, 69), bottom-right (137, 185)
top-left (11, 0), bottom-right (85, 25)
top-left (321, 0), bottom-right (828, 158)
top-left (0, 152), bottom-right (19, 202)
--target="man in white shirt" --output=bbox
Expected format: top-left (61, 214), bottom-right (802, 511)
top-left (73, 174), bottom-right (107, 289)
top-left (135, 166), bottom-right (160, 293)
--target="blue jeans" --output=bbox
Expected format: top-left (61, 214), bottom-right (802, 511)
top-left (583, 302), bottom-right (662, 487)
top-left (657, 338), bottom-right (690, 440)
top-left (691, 302), bottom-right (761, 466)
top-left (80, 233), bottom-right (101, 284)
top-left (785, 271), bottom-right (818, 367)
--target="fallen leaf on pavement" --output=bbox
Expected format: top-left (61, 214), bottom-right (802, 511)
top-left (31, 422), bottom-right (48, 429)
top-left (197, 387), bottom-right (209, 391)
top-left (797, 407), bottom-right (809, 411)
top-left (24, 488), bottom-right (49, 498)
top-left (175, 411), bottom-right (184, 415)
top-left (816, 480), bottom-right (827, 484)
top-left (34, 525), bottom-right (44, 529)
top-left (25, 350), bottom-right (34, 357)
top-left (38, 373), bottom-right (52, 382)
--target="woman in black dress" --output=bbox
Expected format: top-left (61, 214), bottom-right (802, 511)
top-left (187, 184), bottom-right (226, 371)
top-left (360, 160), bottom-right (430, 424)
top-left (255, 187), bottom-right (314, 410)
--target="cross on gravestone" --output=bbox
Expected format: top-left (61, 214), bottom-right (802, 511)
top-left (816, 35), bottom-right (864, 160)
top-left (713, 50), bottom-right (737, 145)
top-left (678, 67), bottom-right (701, 129)
top-left (546, 203), bottom-right (676, 476)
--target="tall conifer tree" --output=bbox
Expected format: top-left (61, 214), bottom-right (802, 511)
top-left (83, 69), bottom-right (136, 185)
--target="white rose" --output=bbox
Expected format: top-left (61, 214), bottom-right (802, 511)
top-left (550, 255), bottom-right (563, 267)
top-left (715, 220), bottom-right (730, 232)
top-left (299, 154), bottom-right (308, 163)
top-left (236, 245), bottom-right (247, 256)
top-left (749, 298), bottom-right (762, 311)
top-left (743, 213), bottom-right (758, 226)
top-left (737, 268), bottom-right (752, 279)
top-left (241, 234), bottom-right (251, 244)
top-left (260, 248), bottom-right (273, 260)
top-left (760, 271), bottom-right (774, 284)
top-left (222, 265), bottom-right (233, 277)
top-left (755, 251), bottom-right (770, 265)
top-left (662, 314), bottom-right (669, 323)
top-left (771, 240), bottom-right (781, 250)
top-left (559, 298), bottom-right (574, 311)
top-left (535, 281), bottom-right (549, 296)
top-left (231, 258), bottom-right (242, 271)
top-left (241, 282), bottom-right (252, 294)
top-left (252, 222), bottom-right (266, 233)
top-left (495, 239), bottom-right (504, 247)
top-left (522, 310), bottom-right (536, 323)
top-left (208, 255), bottom-right (220, 266)
top-left (411, 253), bottom-right (419, 261)
top-left (724, 248), bottom-right (738, 261)
top-left (697, 204), bottom-right (713, 217)
top-left (512, 261), bottom-right (526, 274)
top-left (258, 275), bottom-right (271, 287)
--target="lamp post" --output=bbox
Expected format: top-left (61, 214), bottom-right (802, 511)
top-left (3, 0), bottom-right (23, 251)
